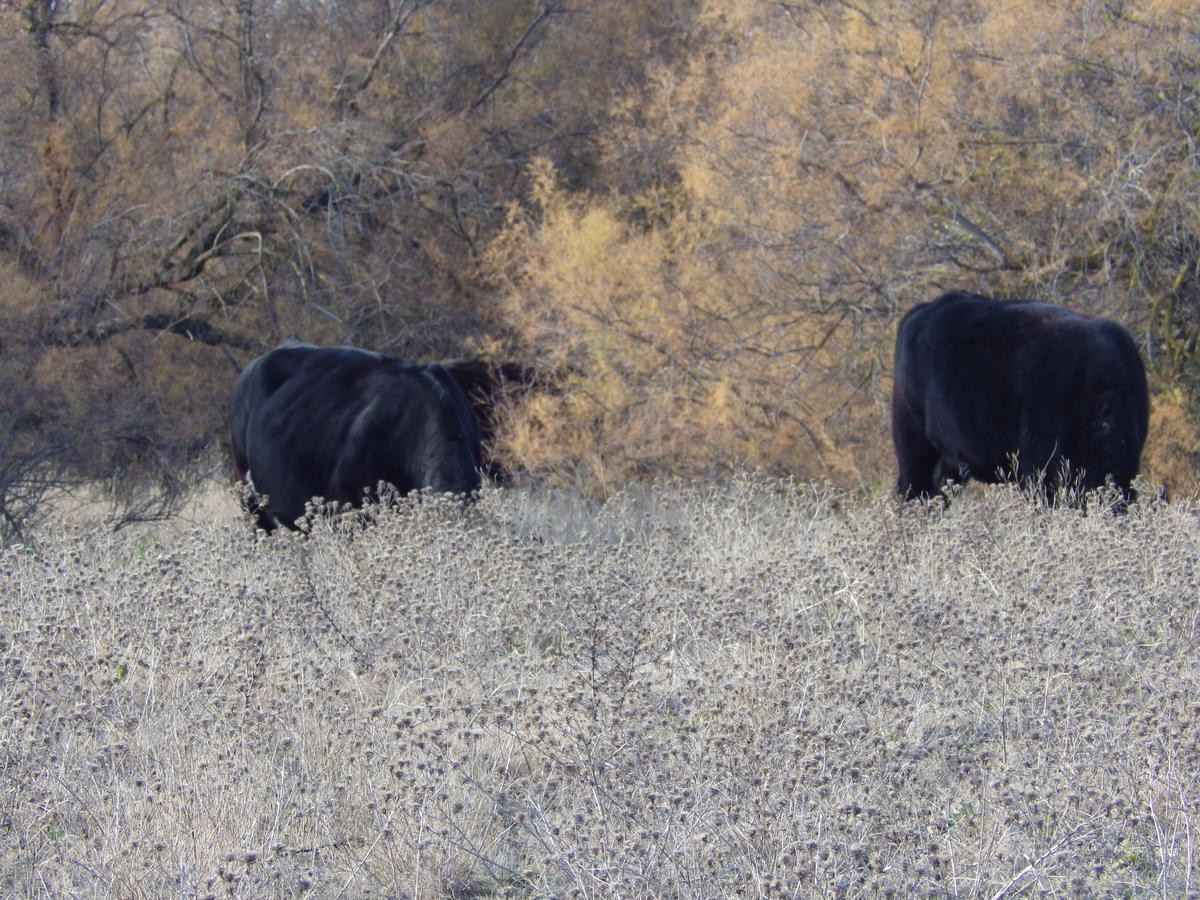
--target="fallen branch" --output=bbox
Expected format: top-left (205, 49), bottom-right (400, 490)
top-left (43, 314), bottom-right (264, 352)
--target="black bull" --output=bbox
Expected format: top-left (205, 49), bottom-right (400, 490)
top-left (892, 292), bottom-right (1149, 505)
top-left (230, 341), bottom-right (482, 530)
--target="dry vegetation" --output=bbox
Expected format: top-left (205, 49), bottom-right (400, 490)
top-left (2, 480), bottom-right (1198, 896)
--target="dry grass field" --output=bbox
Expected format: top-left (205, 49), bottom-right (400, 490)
top-left (2, 479), bottom-right (1198, 897)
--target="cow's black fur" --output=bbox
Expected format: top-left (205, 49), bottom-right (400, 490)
top-left (230, 340), bottom-right (481, 530)
top-left (892, 291), bottom-right (1148, 506)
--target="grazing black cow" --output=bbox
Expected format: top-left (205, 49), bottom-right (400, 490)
top-left (230, 340), bottom-right (481, 530)
top-left (441, 358), bottom-right (535, 483)
top-left (892, 291), bottom-right (1148, 506)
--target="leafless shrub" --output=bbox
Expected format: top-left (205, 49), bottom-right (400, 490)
top-left (1, 480), bottom-right (1197, 896)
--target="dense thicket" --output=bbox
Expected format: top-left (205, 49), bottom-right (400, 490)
top-left (491, 1), bottom-right (1200, 489)
top-left (0, 1), bottom-right (1197, 529)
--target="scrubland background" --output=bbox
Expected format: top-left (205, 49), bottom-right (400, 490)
top-left (0, 1), bottom-right (1198, 531)
top-left (3, 481), bottom-right (1199, 896)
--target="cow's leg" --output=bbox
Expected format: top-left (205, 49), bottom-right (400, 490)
top-left (239, 470), bottom-right (278, 532)
top-left (892, 402), bottom-right (940, 499)
top-left (1016, 424), bottom-right (1071, 503)
top-left (931, 458), bottom-right (967, 494)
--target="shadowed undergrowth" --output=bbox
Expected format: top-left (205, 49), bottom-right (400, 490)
top-left (1, 480), bottom-right (1197, 896)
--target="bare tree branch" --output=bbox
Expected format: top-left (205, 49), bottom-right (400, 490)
top-left (40, 314), bottom-right (263, 352)
top-left (471, 1), bottom-right (564, 111)
top-left (333, 0), bottom-right (429, 106)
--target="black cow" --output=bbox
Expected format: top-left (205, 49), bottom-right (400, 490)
top-left (892, 291), bottom-right (1148, 506)
top-left (230, 340), bottom-right (481, 530)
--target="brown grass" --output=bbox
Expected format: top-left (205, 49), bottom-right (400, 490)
top-left (2, 479), bottom-right (1197, 896)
